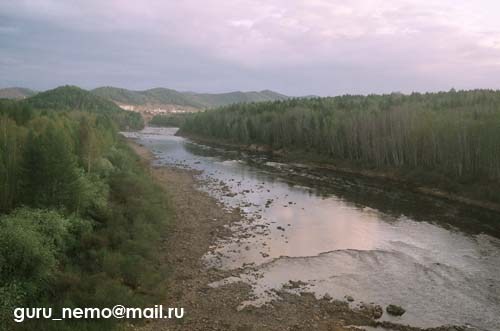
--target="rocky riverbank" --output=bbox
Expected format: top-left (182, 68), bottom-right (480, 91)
top-left (176, 132), bottom-right (500, 214)
top-left (128, 140), bottom-right (470, 331)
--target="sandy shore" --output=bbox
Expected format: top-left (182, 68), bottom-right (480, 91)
top-left (128, 140), bottom-right (465, 331)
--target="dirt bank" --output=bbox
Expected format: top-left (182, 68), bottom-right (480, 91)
top-left (128, 140), bottom-right (466, 331)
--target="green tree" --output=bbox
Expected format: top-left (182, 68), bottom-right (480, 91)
top-left (0, 116), bottom-right (25, 212)
top-left (22, 124), bottom-right (80, 211)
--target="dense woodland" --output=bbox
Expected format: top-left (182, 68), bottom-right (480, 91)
top-left (180, 90), bottom-right (500, 203)
top-left (24, 86), bottom-right (144, 130)
top-left (149, 113), bottom-right (189, 127)
top-left (0, 90), bottom-right (171, 330)
top-left (92, 86), bottom-right (288, 109)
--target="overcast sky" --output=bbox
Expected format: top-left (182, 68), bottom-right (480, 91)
top-left (1, 0), bottom-right (500, 96)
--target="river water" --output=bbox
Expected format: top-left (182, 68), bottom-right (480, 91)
top-left (124, 127), bottom-right (500, 331)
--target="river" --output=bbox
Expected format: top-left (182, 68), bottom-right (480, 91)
top-left (124, 127), bottom-right (500, 331)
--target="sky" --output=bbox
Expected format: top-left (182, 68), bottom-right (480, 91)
top-left (1, 0), bottom-right (500, 96)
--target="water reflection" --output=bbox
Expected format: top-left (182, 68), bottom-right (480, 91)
top-left (124, 127), bottom-right (500, 330)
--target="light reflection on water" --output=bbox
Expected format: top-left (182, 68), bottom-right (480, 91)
top-left (124, 127), bottom-right (500, 330)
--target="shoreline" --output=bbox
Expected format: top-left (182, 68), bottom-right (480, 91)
top-left (177, 131), bottom-right (500, 214)
top-left (127, 139), bottom-right (467, 331)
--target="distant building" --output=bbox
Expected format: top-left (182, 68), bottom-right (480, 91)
top-left (118, 104), bottom-right (135, 111)
top-left (116, 102), bottom-right (195, 115)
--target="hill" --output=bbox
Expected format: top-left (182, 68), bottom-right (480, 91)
top-left (91, 86), bottom-right (289, 109)
top-left (24, 85), bottom-right (123, 113)
top-left (20, 85), bottom-right (143, 129)
top-left (0, 87), bottom-right (37, 99)
top-left (184, 89), bottom-right (289, 108)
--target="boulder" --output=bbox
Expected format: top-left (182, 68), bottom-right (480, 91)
top-left (386, 304), bottom-right (405, 316)
top-left (345, 295), bottom-right (354, 302)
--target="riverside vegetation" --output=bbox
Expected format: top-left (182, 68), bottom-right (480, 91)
top-left (179, 89), bottom-right (500, 205)
top-left (149, 114), bottom-right (190, 128)
top-left (0, 86), bottom-right (172, 331)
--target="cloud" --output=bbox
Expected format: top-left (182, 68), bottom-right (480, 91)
top-left (1, 0), bottom-right (500, 94)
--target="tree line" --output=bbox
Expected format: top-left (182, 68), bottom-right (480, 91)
top-left (180, 90), bottom-right (500, 203)
top-left (0, 98), bottom-right (171, 330)
top-left (149, 113), bottom-right (190, 127)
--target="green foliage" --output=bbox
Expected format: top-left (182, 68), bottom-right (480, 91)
top-left (0, 209), bottom-right (72, 283)
top-left (24, 86), bottom-right (122, 114)
top-left (19, 86), bottom-right (144, 130)
top-left (188, 89), bottom-right (289, 108)
top-left (0, 115), bottom-right (27, 212)
top-left (0, 96), bottom-right (171, 330)
top-left (0, 99), bottom-right (33, 125)
top-left (112, 110), bottom-right (144, 131)
top-left (93, 86), bottom-right (204, 108)
top-left (0, 209), bottom-right (79, 328)
top-left (149, 113), bottom-right (190, 127)
top-left (92, 86), bottom-right (289, 109)
top-left (180, 89), bottom-right (500, 202)
top-left (22, 124), bottom-right (81, 211)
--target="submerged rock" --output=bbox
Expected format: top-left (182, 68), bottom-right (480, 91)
top-left (386, 304), bottom-right (406, 316)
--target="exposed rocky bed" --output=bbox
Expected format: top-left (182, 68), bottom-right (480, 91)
top-left (128, 141), bottom-right (471, 331)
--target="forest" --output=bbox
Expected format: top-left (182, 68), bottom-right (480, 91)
top-left (22, 85), bottom-right (144, 131)
top-left (92, 86), bottom-right (288, 109)
top-left (149, 113), bottom-right (190, 127)
top-left (179, 89), bottom-right (500, 204)
top-left (0, 91), bottom-right (171, 330)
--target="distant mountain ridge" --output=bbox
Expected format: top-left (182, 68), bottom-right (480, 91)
top-left (1, 85), bottom-right (290, 109)
top-left (23, 85), bottom-right (123, 113)
top-left (91, 86), bottom-right (289, 109)
top-left (0, 87), bottom-right (37, 99)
